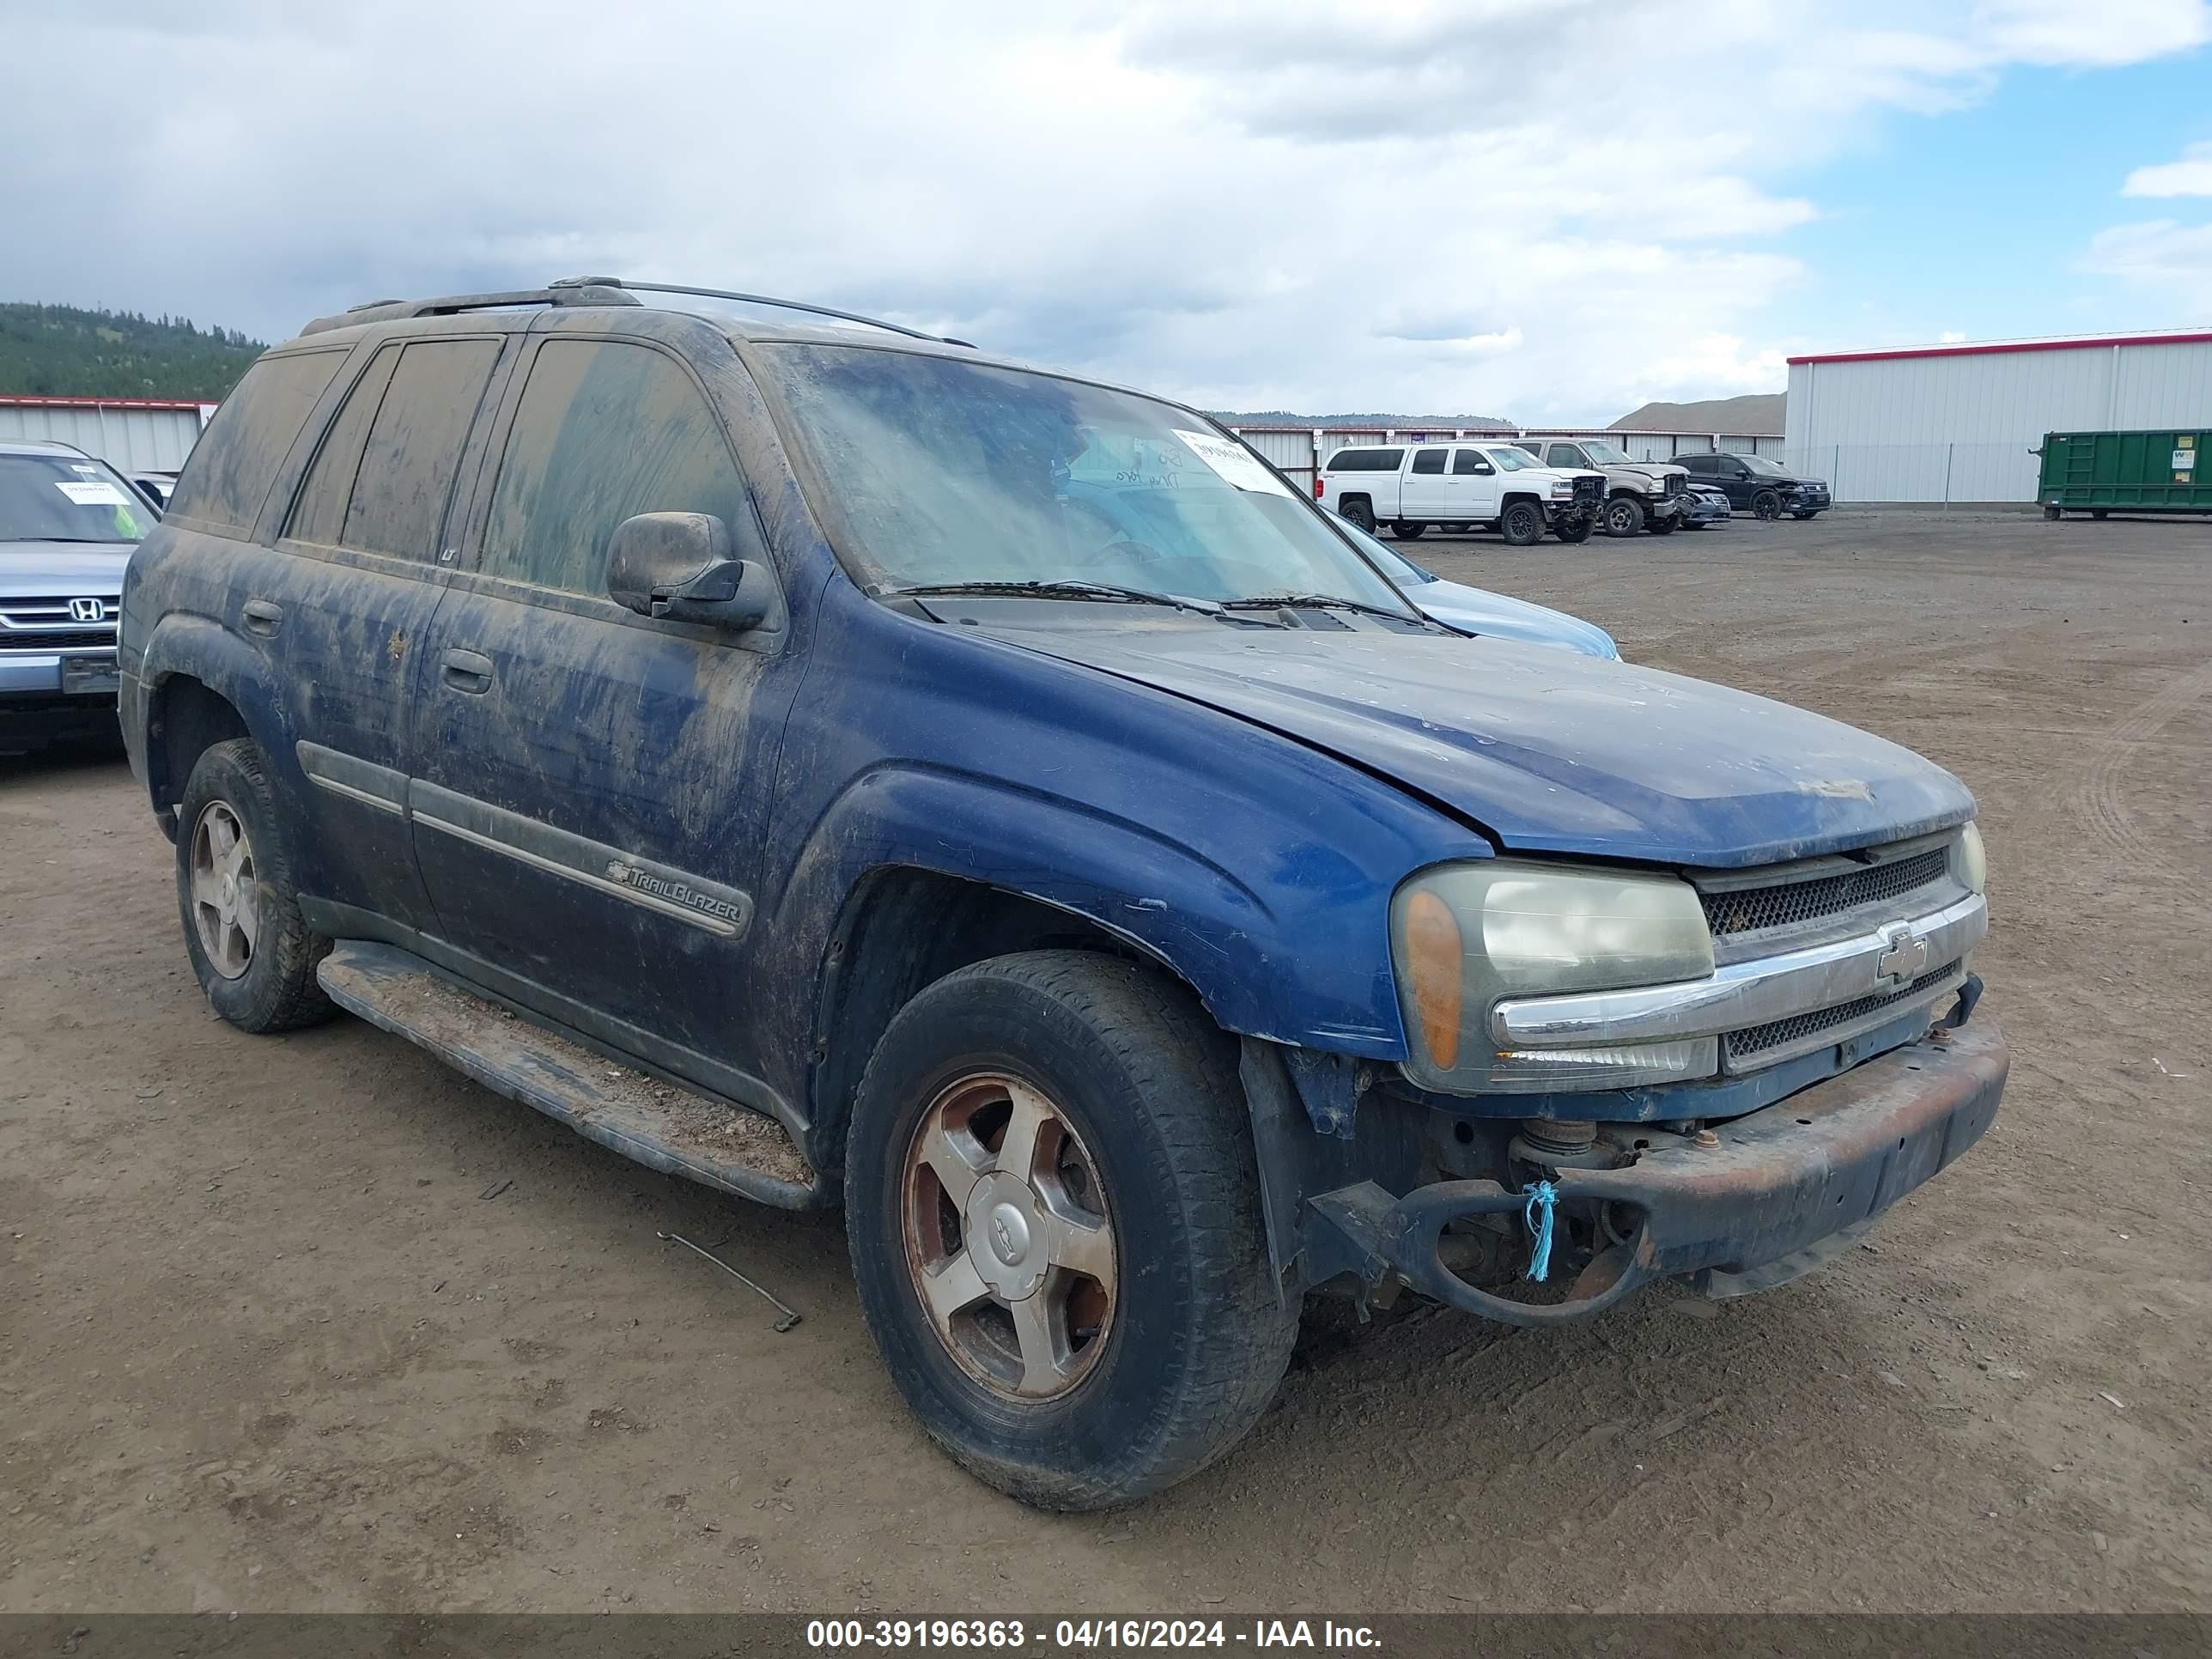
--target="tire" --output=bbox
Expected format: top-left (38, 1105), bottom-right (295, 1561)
top-left (2043, 504), bottom-right (2063, 521)
top-left (844, 951), bottom-right (1297, 1510)
top-left (1500, 500), bottom-right (1545, 546)
top-left (2092, 509), bottom-right (2109, 520)
top-left (1389, 520), bottom-right (1427, 539)
top-left (1751, 489), bottom-right (1782, 521)
top-left (174, 738), bottom-right (335, 1033)
top-left (1647, 513), bottom-right (1679, 535)
top-left (1553, 509), bottom-right (1595, 544)
top-left (1340, 498), bottom-right (1376, 533)
top-left (1601, 495), bottom-right (1646, 538)
top-left (1790, 510), bottom-right (1818, 520)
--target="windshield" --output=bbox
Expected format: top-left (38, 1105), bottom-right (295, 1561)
top-left (1335, 517), bottom-right (1435, 586)
top-left (1581, 441), bottom-right (1632, 465)
top-left (756, 344), bottom-right (1414, 613)
top-left (1482, 446), bottom-right (1540, 471)
top-left (0, 454), bottom-right (154, 544)
top-left (1740, 454), bottom-right (1789, 477)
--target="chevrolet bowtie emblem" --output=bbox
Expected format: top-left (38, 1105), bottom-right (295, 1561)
top-left (1875, 926), bottom-right (1930, 986)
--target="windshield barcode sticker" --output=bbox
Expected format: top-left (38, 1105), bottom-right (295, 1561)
top-left (1172, 429), bottom-right (1297, 498)
top-left (56, 480), bottom-right (130, 506)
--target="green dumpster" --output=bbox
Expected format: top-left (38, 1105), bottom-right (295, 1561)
top-left (2037, 428), bottom-right (2212, 520)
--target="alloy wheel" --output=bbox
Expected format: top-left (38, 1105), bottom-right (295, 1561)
top-left (902, 1073), bottom-right (1117, 1401)
top-left (188, 800), bottom-right (259, 980)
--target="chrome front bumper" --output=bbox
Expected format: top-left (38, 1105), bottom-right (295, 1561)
top-left (1493, 893), bottom-right (1987, 1073)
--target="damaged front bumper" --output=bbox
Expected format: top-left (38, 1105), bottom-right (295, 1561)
top-left (1305, 1018), bottom-right (2007, 1327)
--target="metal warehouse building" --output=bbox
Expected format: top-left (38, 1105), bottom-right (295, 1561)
top-left (1785, 328), bottom-right (2212, 505)
top-left (0, 395), bottom-right (211, 471)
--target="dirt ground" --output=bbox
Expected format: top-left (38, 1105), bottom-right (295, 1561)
top-left (3, 507), bottom-right (2208, 1615)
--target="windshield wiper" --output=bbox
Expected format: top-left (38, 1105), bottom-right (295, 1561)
top-left (886, 580), bottom-right (1222, 616)
top-left (1222, 592), bottom-right (1422, 624)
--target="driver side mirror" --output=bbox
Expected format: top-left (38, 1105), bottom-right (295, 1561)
top-left (607, 512), bottom-right (781, 633)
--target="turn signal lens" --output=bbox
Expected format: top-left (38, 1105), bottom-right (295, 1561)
top-left (1402, 889), bottom-right (1464, 1072)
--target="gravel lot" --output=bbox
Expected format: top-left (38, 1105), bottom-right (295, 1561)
top-left (3, 507), bottom-right (2208, 1614)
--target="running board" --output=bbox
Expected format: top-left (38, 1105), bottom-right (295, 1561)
top-left (316, 940), bottom-right (818, 1209)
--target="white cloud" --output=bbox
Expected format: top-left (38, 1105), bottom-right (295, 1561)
top-left (2081, 220), bottom-right (2212, 311)
top-left (1940, 330), bottom-right (1968, 342)
top-left (2124, 142), bottom-right (2212, 198)
top-left (2, 0), bottom-right (2208, 421)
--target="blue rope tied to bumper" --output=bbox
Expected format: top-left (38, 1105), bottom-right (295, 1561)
top-left (1522, 1181), bottom-right (1559, 1282)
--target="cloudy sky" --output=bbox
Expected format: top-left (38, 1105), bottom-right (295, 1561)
top-left (3, 0), bottom-right (2209, 422)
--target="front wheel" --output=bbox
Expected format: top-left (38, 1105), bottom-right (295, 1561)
top-left (1500, 501), bottom-right (1546, 546)
top-left (1552, 509), bottom-right (1595, 544)
top-left (1389, 520), bottom-right (1427, 539)
top-left (174, 738), bottom-right (335, 1032)
top-left (1647, 512), bottom-right (1679, 535)
top-left (845, 951), bottom-right (1296, 1510)
top-left (1601, 495), bottom-right (1646, 538)
top-left (1751, 489), bottom-right (1783, 520)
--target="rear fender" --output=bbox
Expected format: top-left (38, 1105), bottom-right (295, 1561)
top-left (135, 613), bottom-right (300, 818)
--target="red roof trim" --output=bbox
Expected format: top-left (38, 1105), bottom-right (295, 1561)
top-left (1789, 331), bottom-right (2212, 367)
top-left (0, 394), bottom-right (210, 410)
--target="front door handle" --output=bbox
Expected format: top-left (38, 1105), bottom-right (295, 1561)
top-left (439, 647), bottom-right (495, 695)
top-left (241, 599), bottom-right (283, 636)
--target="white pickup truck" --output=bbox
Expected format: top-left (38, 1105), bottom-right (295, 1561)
top-left (1317, 439), bottom-right (1604, 545)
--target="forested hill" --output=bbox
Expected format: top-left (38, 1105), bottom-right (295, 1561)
top-left (0, 303), bottom-right (268, 399)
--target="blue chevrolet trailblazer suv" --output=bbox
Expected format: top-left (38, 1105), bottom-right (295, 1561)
top-left (120, 278), bottom-right (2004, 1509)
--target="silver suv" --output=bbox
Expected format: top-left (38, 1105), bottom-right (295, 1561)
top-left (1517, 436), bottom-right (1692, 538)
top-left (1, 441), bottom-right (152, 756)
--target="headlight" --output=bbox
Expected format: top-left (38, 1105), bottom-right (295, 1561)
top-left (1549, 482), bottom-right (1574, 498)
top-left (1644, 477), bottom-right (1670, 493)
top-left (1391, 861), bottom-right (1716, 1094)
top-left (1955, 823), bottom-right (1986, 894)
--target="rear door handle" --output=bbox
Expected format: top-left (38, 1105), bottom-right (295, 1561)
top-left (241, 599), bottom-right (283, 636)
top-left (439, 647), bottom-right (495, 694)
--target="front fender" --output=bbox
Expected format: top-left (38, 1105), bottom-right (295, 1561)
top-left (770, 761), bottom-right (1411, 1058)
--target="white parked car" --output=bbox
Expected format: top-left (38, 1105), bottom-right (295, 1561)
top-left (1317, 440), bottom-right (1605, 546)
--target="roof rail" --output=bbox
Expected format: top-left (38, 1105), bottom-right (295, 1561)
top-left (299, 282), bottom-right (639, 336)
top-left (559, 277), bottom-right (971, 347)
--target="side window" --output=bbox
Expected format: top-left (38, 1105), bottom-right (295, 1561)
top-left (1681, 454), bottom-right (1711, 474)
top-left (481, 340), bottom-right (750, 597)
top-left (167, 350), bottom-right (347, 534)
top-left (338, 339), bottom-right (502, 560)
top-left (1547, 445), bottom-right (1583, 468)
top-left (286, 343), bottom-right (402, 547)
top-left (1451, 449), bottom-right (1492, 476)
top-left (1409, 448), bottom-right (1447, 475)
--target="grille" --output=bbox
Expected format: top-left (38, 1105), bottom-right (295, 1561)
top-left (1726, 960), bottom-right (1962, 1062)
top-left (1571, 475), bottom-right (1602, 505)
top-left (1701, 847), bottom-right (1949, 937)
top-left (0, 596), bottom-right (117, 654)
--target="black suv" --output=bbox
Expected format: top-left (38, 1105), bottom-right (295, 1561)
top-left (1678, 452), bottom-right (1830, 520)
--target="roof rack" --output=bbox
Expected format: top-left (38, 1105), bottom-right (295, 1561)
top-left (299, 282), bottom-right (639, 336)
top-left (556, 277), bottom-right (973, 347)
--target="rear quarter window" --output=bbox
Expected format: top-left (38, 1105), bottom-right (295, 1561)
top-left (167, 349), bottom-right (349, 535)
top-left (1326, 448), bottom-right (1405, 471)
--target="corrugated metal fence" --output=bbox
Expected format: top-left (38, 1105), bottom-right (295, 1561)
top-left (0, 397), bottom-right (211, 471)
top-left (1231, 424), bottom-right (1786, 495)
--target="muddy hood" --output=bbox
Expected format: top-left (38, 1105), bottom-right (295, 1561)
top-left (981, 620), bottom-right (1974, 868)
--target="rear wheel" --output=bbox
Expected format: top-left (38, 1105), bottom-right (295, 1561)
top-left (175, 738), bottom-right (334, 1033)
top-left (1390, 520), bottom-right (1427, 539)
top-left (1340, 498), bottom-right (1376, 533)
top-left (845, 951), bottom-right (1296, 1510)
top-left (1500, 500), bottom-right (1545, 546)
top-left (1601, 495), bottom-right (1646, 538)
top-left (1751, 489), bottom-right (1783, 521)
